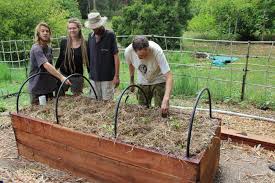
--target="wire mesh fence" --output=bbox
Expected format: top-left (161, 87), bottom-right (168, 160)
top-left (0, 35), bottom-right (274, 108)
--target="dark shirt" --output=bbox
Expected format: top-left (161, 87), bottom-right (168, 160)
top-left (55, 38), bottom-right (84, 76)
top-left (87, 30), bottom-right (118, 81)
top-left (28, 44), bottom-right (57, 95)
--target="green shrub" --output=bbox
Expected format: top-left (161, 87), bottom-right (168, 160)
top-left (112, 0), bottom-right (190, 48)
top-left (187, 0), bottom-right (275, 40)
top-left (57, 0), bottom-right (81, 19)
top-left (0, 0), bottom-right (70, 40)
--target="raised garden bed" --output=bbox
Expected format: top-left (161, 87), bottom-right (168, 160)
top-left (11, 87), bottom-right (221, 182)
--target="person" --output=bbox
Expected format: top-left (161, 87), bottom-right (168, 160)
top-left (28, 22), bottom-right (71, 104)
top-left (55, 18), bottom-right (88, 95)
top-left (85, 12), bottom-right (120, 100)
top-left (124, 36), bottom-right (173, 116)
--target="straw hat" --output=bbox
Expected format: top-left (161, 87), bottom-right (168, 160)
top-left (85, 12), bottom-right (107, 29)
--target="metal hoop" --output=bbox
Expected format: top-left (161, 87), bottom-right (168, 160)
top-left (113, 84), bottom-right (149, 137)
top-left (186, 88), bottom-right (213, 158)
top-left (55, 73), bottom-right (97, 124)
top-left (16, 72), bottom-right (59, 113)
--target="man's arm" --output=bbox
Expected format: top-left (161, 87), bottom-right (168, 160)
top-left (129, 63), bottom-right (135, 84)
top-left (43, 62), bottom-right (71, 85)
top-left (128, 63), bottom-right (135, 92)
top-left (112, 53), bottom-right (120, 88)
top-left (161, 71), bottom-right (173, 114)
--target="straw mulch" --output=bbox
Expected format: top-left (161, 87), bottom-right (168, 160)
top-left (21, 96), bottom-right (220, 158)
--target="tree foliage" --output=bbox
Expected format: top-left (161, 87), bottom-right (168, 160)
top-left (112, 0), bottom-right (190, 47)
top-left (77, 0), bottom-right (131, 19)
top-left (57, 0), bottom-right (81, 19)
top-left (0, 0), bottom-right (70, 40)
top-left (188, 0), bottom-right (275, 40)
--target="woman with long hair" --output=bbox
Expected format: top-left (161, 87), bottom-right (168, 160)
top-left (56, 18), bottom-right (88, 95)
top-left (28, 22), bottom-right (71, 104)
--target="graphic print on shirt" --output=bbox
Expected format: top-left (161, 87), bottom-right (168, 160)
top-left (138, 64), bottom-right (147, 75)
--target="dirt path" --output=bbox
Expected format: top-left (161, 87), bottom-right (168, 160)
top-left (215, 141), bottom-right (275, 183)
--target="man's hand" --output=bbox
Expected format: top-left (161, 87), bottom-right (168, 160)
top-left (112, 75), bottom-right (120, 88)
top-left (161, 97), bottom-right (169, 118)
top-left (61, 76), bottom-right (72, 85)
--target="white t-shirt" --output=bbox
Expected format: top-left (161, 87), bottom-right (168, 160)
top-left (124, 41), bottom-right (170, 85)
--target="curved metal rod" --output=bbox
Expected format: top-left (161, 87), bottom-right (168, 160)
top-left (16, 72), bottom-right (59, 113)
top-left (186, 88), bottom-right (213, 158)
top-left (55, 73), bottom-right (97, 124)
top-left (113, 84), bottom-right (149, 138)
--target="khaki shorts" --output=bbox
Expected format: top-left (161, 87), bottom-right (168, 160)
top-left (137, 82), bottom-right (165, 107)
top-left (90, 80), bottom-right (114, 100)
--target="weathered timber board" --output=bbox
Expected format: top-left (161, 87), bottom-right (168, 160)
top-left (221, 127), bottom-right (275, 151)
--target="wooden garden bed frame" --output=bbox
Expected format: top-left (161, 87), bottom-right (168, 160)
top-left (221, 127), bottom-right (275, 151)
top-left (11, 113), bottom-right (221, 183)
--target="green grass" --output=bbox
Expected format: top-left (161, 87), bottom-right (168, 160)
top-left (1, 44), bottom-right (274, 110)
top-left (0, 63), bottom-right (12, 81)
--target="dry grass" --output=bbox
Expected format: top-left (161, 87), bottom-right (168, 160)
top-left (21, 96), bottom-right (220, 158)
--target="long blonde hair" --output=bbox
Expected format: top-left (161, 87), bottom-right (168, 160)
top-left (64, 18), bottom-right (88, 73)
top-left (34, 22), bottom-right (51, 44)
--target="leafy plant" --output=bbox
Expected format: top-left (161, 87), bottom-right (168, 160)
top-left (0, 0), bottom-right (69, 40)
top-left (57, 0), bottom-right (81, 19)
top-left (112, 0), bottom-right (190, 48)
top-left (0, 106), bottom-right (7, 112)
top-left (187, 0), bottom-right (275, 40)
top-left (170, 118), bottom-right (181, 130)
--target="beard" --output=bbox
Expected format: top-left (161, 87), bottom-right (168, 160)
top-left (94, 26), bottom-right (105, 36)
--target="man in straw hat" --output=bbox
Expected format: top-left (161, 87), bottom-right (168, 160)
top-left (85, 12), bottom-right (120, 100)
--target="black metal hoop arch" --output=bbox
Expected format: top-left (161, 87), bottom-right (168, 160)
top-left (55, 73), bottom-right (98, 124)
top-left (16, 72), bottom-right (59, 113)
top-left (113, 84), bottom-right (149, 138)
top-left (186, 88), bottom-right (213, 158)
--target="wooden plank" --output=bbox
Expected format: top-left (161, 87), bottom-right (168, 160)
top-left (11, 113), bottom-right (199, 179)
top-left (17, 143), bottom-right (111, 183)
top-left (199, 137), bottom-right (220, 183)
top-left (15, 130), bottom-right (192, 183)
top-left (221, 127), bottom-right (275, 151)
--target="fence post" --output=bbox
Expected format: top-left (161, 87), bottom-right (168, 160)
top-left (241, 41), bottom-right (251, 101)
top-left (164, 34), bottom-right (168, 51)
top-left (23, 40), bottom-right (28, 78)
top-left (264, 41), bottom-right (274, 101)
top-left (1, 40), bottom-right (6, 62)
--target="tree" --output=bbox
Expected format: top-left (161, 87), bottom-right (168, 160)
top-left (187, 0), bottom-right (275, 40)
top-left (57, 0), bottom-right (81, 19)
top-left (77, 0), bottom-right (131, 19)
top-left (112, 0), bottom-right (190, 47)
top-left (0, 0), bottom-right (69, 40)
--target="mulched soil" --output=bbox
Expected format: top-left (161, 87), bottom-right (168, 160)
top-left (21, 96), bottom-right (220, 158)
